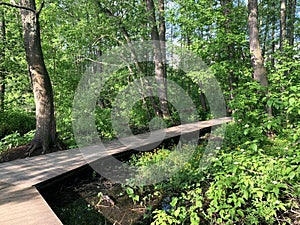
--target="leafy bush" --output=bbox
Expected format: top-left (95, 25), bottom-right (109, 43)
top-left (95, 107), bottom-right (116, 139)
top-left (206, 146), bottom-right (299, 224)
top-left (126, 141), bottom-right (300, 225)
top-left (0, 130), bottom-right (35, 152)
top-left (0, 110), bottom-right (35, 138)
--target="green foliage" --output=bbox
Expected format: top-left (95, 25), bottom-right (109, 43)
top-left (267, 49), bottom-right (300, 127)
top-left (125, 186), bottom-right (140, 204)
top-left (125, 140), bottom-right (300, 225)
top-left (206, 146), bottom-right (299, 224)
top-left (0, 109), bottom-right (35, 152)
top-left (129, 148), bottom-right (171, 167)
top-left (225, 80), bottom-right (282, 149)
top-left (0, 1), bottom-right (299, 224)
top-left (0, 110), bottom-right (35, 138)
top-left (0, 130), bottom-right (35, 152)
top-left (94, 107), bottom-right (115, 139)
top-left (152, 187), bottom-right (203, 225)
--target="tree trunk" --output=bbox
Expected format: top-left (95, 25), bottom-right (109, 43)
top-left (248, 0), bottom-right (272, 117)
top-left (145, 0), bottom-right (170, 118)
top-left (287, 0), bottom-right (296, 46)
top-left (262, 0), bottom-right (270, 57)
top-left (270, 2), bottom-right (276, 68)
top-left (158, 0), bottom-right (166, 77)
top-left (280, 0), bottom-right (287, 51)
top-left (198, 81), bottom-right (207, 113)
top-left (220, 0), bottom-right (236, 103)
top-left (19, 0), bottom-right (56, 154)
top-left (96, 1), bottom-right (161, 117)
top-left (0, 7), bottom-right (5, 111)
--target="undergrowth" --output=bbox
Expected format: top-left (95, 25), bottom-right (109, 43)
top-left (124, 132), bottom-right (300, 225)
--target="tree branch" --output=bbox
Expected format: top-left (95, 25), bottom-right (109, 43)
top-left (0, 2), bottom-right (36, 13)
top-left (96, 2), bottom-right (132, 44)
top-left (36, 1), bottom-right (44, 15)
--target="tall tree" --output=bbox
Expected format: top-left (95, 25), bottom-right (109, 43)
top-left (220, 0), bottom-right (236, 101)
top-left (248, 0), bottom-right (272, 116)
top-left (270, 1), bottom-right (277, 68)
top-left (287, 0), bottom-right (297, 46)
top-left (0, 7), bottom-right (5, 111)
top-left (19, 0), bottom-right (56, 154)
top-left (95, 0), bottom-right (162, 117)
top-left (280, 0), bottom-right (287, 51)
top-left (96, 0), bottom-right (170, 118)
top-left (145, 0), bottom-right (170, 118)
top-left (261, 0), bottom-right (270, 57)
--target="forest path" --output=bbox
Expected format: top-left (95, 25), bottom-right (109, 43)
top-left (0, 117), bottom-right (232, 224)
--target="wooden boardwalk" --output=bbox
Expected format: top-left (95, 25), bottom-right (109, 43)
top-left (0, 117), bottom-right (232, 224)
top-left (0, 185), bottom-right (61, 225)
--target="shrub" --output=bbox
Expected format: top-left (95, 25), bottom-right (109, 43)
top-left (0, 110), bottom-right (35, 138)
top-left (205, 146), bottom-right (299, 225)
top-left (126, 142), bottom-right (300, 225)
top-left (0, 130), bottom-right (35, 152)
top-left (95, 107), bottom-right (116, 139)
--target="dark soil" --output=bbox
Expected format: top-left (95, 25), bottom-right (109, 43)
top-left (0, 145), bottom-right (29, 162)
top-left (0, 145), bottom-right (160, 224)
top-left (72, 177), bottom-right (160, 225)
top-left (39, 167), bottom-right (160, 225)
top-left (0, 144), bottom-right (62, 163)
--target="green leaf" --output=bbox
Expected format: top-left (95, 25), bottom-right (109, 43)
top-left (273, 187), bottom-right (280, 195)
top-left (174, 208), bottom-right (181, 217)
top-left (170, 197), bottom-right (178, 207)
top-left (237, 209), bottom-right (244, 217)
top-left (126, 187), bottom-right (134, 196)
top-left (250, 143), bottom-right (258, 151)
top-left (288, 171), bottom-right (296, 180)
top-left (190, 212), bottom-right (200, 225)
top-left (267, 99), bottom-right (273, 106)
top-left (289, 97), bottom-right (296, 105)
top-left (278, 204), bottom-right (287, 211)
top-left (256, 191), bottom-right (264, 199)
top-left (243, 190), bottom-right (249, 200)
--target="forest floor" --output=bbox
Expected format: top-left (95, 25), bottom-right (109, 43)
top-left (1, 144), bottom-right (300, 224)
top-left (0, 146), bottom-right (158, 224)
top-left (42, 175), bottom-right (159, 225)
top-left (0, 144), bottom-right (62, 162)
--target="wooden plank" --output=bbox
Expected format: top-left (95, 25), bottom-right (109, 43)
top-left (0, 117), bottom-right (232, 225)
top-left (0, 185), bottom-right (62, 225)
top-left (0, 182), bottom-right (11, 191)
top-left (81, 117), bottom-right (232, 162)
top-left (0, 117), bottom-right (232, 188)
top-left (0, 149), bottom-right (83, 188)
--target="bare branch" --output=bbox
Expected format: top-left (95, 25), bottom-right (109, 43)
top-left (36, 1), bottom-right (44, 15)
top-left (0, 2), bottom-right (36, 13)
